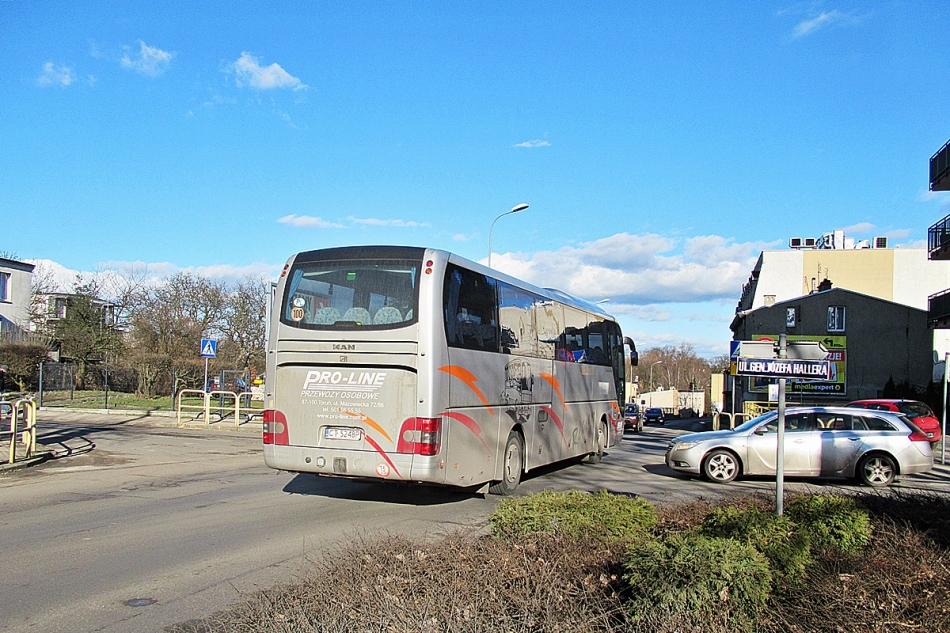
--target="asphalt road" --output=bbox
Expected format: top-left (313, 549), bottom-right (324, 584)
top-left (2, 411), bottom-right (949, 633)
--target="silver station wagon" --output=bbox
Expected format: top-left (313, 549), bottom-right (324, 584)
top-left (666, 406), bottom-right (933, 487)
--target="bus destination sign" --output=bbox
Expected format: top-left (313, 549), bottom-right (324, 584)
top-left (735, 357), bottom-right (832, 381)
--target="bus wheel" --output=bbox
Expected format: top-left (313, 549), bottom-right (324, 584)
top-left (489, 431), bottom-right (523, 495)
top-left (586, 421), bottom-right (607, 464)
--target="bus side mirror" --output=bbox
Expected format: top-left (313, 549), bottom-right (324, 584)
top-left (623, 336), bottom-right (639, 366)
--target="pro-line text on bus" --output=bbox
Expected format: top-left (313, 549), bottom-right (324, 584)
top-left (301, 370), bottom-right (388, 389)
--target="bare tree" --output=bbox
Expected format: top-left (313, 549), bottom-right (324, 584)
top-left (219, 275), bottom-right (268, 375)
top-left (124, 272), bottom-right (228, 395)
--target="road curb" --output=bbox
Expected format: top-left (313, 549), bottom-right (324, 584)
top-left (0, 450), bottom-right (53, 472)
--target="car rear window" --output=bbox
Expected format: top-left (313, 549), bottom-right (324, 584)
top-left (897, 402), bottom-right (933, 418)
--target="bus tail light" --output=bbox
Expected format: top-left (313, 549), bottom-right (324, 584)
top-left (263, 409), bottom-right (289, 445)
top-left (417, 417), bottom-right (441, 455)
top-left (396, 417), bottom-right (442, 455)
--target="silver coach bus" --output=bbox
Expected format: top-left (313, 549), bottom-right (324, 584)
top-left (263, 245), bottom-right (638, 494)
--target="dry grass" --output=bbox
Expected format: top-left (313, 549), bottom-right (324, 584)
top-left (170, 491), bottom-right (950, 633)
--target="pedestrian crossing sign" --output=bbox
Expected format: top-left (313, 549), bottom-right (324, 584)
top-left (200, 339), bottom-right (217, 358)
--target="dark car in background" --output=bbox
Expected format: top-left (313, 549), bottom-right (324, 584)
top-left (846, 399), bottom-right (942, 446)
top-left (643, 407), bottom-right (665, 425)
top-left (623, 403), bottom-right (642, 433)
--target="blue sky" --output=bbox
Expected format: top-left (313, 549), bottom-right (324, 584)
top-left (3, 1), bottom-right (950, 357)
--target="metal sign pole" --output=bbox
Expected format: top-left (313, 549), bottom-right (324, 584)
top-left (776, 334), bottom-right (787, 516)
top-left (203, 357), bottom-right (209, 394)
top-left (943, 351), bottom-right (948, 466)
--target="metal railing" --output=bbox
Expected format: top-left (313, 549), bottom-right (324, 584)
top-left (2, 397), bottom-right (37, 464)
top-left (929, 211), bottom-right (950, 258)
top-left (932, 138), bottom-right (950, 192)
top-left (176, 389), bottom-right (257, 427)
top-left (711, 412), bottom-right (747, 430)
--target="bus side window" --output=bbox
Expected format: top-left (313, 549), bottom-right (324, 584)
top-left (443, 264), bottom-right (499, 352)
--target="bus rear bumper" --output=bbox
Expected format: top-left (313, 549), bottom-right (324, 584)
top-left (264, 445), bottom-right (444, 483)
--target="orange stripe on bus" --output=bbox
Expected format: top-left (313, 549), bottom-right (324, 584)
top-left (439, 365), bottom-right (495, 415)
top-left (364, 435), bottom-right (402, 478)
top-left (342, 410), bottom-right (393, 444)
top-left (539, 372), bottom-right (566, 409)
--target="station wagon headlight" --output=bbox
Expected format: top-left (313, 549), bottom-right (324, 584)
top-left (673, 441), bottom-right (701, 451)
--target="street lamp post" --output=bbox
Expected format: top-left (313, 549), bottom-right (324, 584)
top-left (650, 360), bottom-right (663, 391)
top-left (488, 203), bottom-right (529, 267)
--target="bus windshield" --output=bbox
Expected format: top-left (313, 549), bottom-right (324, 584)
top-left (281, 258), bottom-right (419, 329)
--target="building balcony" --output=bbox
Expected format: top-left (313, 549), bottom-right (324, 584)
top-left (933, 138), bottom-right (950, 192)
top-left (929, 287), bottom-right (950, 329)
top-left (929, 212), bottom-right (950, 261)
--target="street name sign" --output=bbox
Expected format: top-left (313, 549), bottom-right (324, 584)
top-left (735, 357), bottom-right (832, 380)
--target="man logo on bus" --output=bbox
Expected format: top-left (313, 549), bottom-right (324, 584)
top-left (302, 370), bottom-right (387, 390)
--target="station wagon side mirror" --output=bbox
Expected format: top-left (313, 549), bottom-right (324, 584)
top-left (754, 427), bottom-right (769, 435)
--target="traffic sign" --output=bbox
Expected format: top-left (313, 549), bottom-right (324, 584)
top-left (200, 339), bottom-right (218, 358)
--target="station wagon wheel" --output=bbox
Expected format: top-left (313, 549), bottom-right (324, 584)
top-left (857, 454), bottom-right (897, 487)
top-left (703, 449), bottom-right (739, 483)
top-left (489, 431), bottom-right (523, 495)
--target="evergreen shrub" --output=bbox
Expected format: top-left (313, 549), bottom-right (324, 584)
top-left (785, 494), bottom-right (871, 556)
top-left (622, 533), bottom-right (773, 633)
top-left (701, 505), bottom-right (811, 585)
top-left (489, 489), bottom-right (657, 543)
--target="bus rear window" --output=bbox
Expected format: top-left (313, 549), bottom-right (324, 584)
top-left (282, 259), bottom-right (419, 329)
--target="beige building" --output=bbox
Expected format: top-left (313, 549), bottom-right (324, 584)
top-left (736, 234), bottom-right (950, 357)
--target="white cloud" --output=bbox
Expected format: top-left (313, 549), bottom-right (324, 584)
top-left (120, 41), bottom-right (174, 77)
top-left (277, 214), bottom-right (344, 228)
top-left (842, 222), bottom-right (876, 235)
top-left (488, 232), bottom-right (766, 305)
top-left (349, 217), bottom-right (431, 228)
top-left (231, 52), bottom-right (307, 91)
top-left (790, 9), bottom-right (862, 39)
top-left (513, 139), bottom-right (551, 148)
top-left (29, 258), bottom-right (283, 296)
top-left (452, 234), bottom-right (471, 242)
top-left (37, 62), bottom-right (74, 87)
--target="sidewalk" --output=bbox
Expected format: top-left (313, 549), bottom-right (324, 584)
top-left (36, 406), bottom-right (262, 432)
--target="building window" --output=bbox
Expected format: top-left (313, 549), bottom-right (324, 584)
top-left (0, 272), bottom-right (9, 302)
top-left (54, 297), bottom-right (67, 319)
top-left (827, 306), bottom-right (846, 332)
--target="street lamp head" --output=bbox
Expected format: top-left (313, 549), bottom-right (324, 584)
top-left (489, 203), bottom-right (530, 267)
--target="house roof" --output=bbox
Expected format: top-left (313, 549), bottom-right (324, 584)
top-left (0, 257), bottom-right (36, 273)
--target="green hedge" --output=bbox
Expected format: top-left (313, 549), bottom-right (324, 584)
top-left (785, 494), bottom-right (871, 556)
top-left (623, 533), bottom-right (773, 633)
top-left (701, 505), bottom-right (811, 586)
top-left (490, 489), bottom-right (657, 543)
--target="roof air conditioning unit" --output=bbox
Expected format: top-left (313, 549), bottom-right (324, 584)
top-left (874, 236), bottom-right (888, 248)
top-left (789, 237), bottom-right (803, 248)
top-left (803, 237), bottom-right (816, 248)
